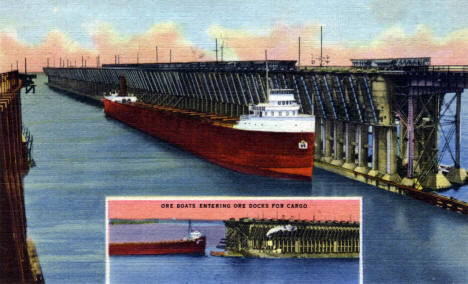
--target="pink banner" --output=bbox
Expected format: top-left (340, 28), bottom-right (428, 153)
top-left (108, 198), bottom-right (360, 222)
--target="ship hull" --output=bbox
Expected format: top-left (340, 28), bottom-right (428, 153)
top-left (109, 237), bottom-right (206, 256)
top-left (102, 99), bottom-right (314, 180)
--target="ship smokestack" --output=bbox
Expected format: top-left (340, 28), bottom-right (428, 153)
top-left (119, 76), bottom-right (127, 96)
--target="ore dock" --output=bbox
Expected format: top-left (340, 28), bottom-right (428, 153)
top-left (0, 71), bottom-right (43, 283)
top-left (43, 57), bottom-right (468, 213)
top-left (218, 218), bottom-right (359, 258)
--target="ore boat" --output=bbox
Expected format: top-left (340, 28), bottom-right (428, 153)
top-left (109, 221), bottom-right (206, 256)
top-left (103, 76), bottom-right (315, 180)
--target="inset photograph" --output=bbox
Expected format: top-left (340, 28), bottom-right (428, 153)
top-left (106, 197), bottom-right (361, 283)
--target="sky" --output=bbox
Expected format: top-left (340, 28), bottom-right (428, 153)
top-left (2, 0), bottom-right (468, 72)
top-left (107, 198), bottom-right (361, 222)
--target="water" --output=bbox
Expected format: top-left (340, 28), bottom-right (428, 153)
top-left (22, 75), bottom-right (468, 283)
top-left (109, 222), bottom-right (226, 245)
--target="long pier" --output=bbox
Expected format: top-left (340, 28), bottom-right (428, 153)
top-left (0, 71), bottom-right (43, 283)
top-left (224, 218), bottom-right (360, 258)
top-left (43, 58), bottom-right (468, 213)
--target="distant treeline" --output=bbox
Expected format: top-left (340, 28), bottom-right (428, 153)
top-left (109, 219), bottom-right (160, 225)
top-left (108, 219), bottom-right (215, 225)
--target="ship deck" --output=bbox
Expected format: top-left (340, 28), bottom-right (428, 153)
top-left (135, 102), bottom-right (239, 127)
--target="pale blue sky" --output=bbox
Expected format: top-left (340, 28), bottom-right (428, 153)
top-left (1, 0), bottom-right (467, 48)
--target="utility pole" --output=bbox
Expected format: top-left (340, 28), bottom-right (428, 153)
top-left (156, 46), bottom-right (158, 63)
top-left (24, 58), bottom-right (27, 74)
top-left (137, 52), bottom-right (139, 64)
top-left (170, 49), bottom-right (172, 63)
top-left (47, 57), bottom-right (49, 67)
top-left (298, 36), bottom-right (301, 68)
top-left (320, 26), bottom-right (323, 67)
top-left (220, 41), bottom-right (224, 62)
top-left (215, 38), bottom-right (218, 62)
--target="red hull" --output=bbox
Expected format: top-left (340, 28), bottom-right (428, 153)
top-left (102, 99), bottom-right (314, 180)
top-left (109, 236), bottom-right (206, 256)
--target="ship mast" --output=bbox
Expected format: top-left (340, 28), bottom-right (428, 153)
top-left (265, 49), bottom-right (269, 102)
top-left (320, 26), bottom-right (323, 67)
top-left (188, 219), bottom-right (192, 234)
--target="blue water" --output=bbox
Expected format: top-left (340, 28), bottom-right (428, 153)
top-left (22, 75), bottom-right (468, 283)
top-left (109, 222), bottom-right (226, 245)
top-left (111, 255), bottom-right (357, 284)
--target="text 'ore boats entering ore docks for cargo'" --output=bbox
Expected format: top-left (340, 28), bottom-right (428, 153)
top-left (109, 221), bottom-right (206, 256)
top-left (102, 61), bottom-right (315, 180)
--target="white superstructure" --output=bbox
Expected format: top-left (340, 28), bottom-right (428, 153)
top-left (234, 89), bottom-right (315, 133)
top-left (188, 231), bottom-right (202, 240)
top-left (104, 91), bottom-right (137, 103)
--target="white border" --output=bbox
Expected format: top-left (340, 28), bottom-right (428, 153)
top-left (105, 196), bottom-right (110, 284)
top-left (360, 197), bottom-right (363, 284)
top-left (105, 196), bottom-right (363, 284)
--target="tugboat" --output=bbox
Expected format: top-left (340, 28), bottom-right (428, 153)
top-left (109, 221), bottom-right (206, 256)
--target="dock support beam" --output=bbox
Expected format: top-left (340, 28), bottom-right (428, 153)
top-left (331, 121), bottom-right (344, 166)
top-left (314, 118), bottom-right (322, 160)
top-left (354, 125), bottom-right (369, 175)
top-left (447, 91), bottom-right (467, 184)
top-left (382, 127), bottom-right (401, 182)
top-left (419, 95), bottom-right (451, 190)
top-left (321, 120), bottom-right (333, 163)
top-left (368, 126), bottom-right (380, 179)
top-left (402, 95), bottom-right (419, 188)
top-left (343, 123), bottom-right (356, 170)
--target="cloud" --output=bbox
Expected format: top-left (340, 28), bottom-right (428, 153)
top-left (370, 0), bottom-right (407, 24)
top-left (0, 22), bottom-right (208, 72)
top-left (90, 21), bottom-right (207, 65)
top-left (342, 24), bottom-right (468, 65)
top-left (209, 23), bottom-right (468, 66)
top-left (0, 29), bottom-right (94, 72)
top-left (208, 22), bottom-right (321, 62)
top-left (1, 22), bottom-right (468, 73)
